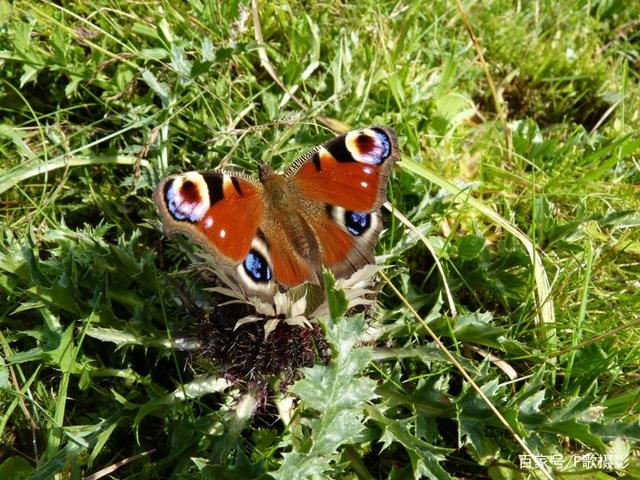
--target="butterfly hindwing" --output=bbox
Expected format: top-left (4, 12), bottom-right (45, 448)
top-left (297, 201), bottom-right (383, 279)
top-left (230, 212), bottom-right (322, 298)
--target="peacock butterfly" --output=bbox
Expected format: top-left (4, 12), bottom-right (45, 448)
top-left (153, 126), bottom-right (399, 299)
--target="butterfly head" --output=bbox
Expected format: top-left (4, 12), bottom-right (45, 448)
top-left (258, 161), bottom-right (275, 182)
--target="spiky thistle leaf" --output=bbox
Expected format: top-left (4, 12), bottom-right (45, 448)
top-left (273, 313), bottom-right (377, 479)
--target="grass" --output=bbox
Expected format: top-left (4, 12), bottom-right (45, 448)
top-left (1, 0), bottom-right (639, 478)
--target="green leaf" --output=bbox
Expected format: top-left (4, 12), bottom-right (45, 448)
top-left (292, 360), bottom-right (375, 412)
top-left (0, 364), bottom-right (8, 388)
top-left (457, 235), bottom-right (486, 260)
top-left (591, 419), bottom-right (640, 442)
top-left (453, 312), bottom-right (508, 349)
top-left (0, 124), bottom-right (36, 159)
top-left (322, 270), bottom-right (348, 319)
top-left (141, 69), bottom-right (170, 107)
top-left (370, 407), bottom-right (453, 480)
top-left (273, 453), bottom-right (332, 480)
top-left (274, 315), bottom-right (376, 478)
top-left (456, 376), bottom-right (515, 459)
top-left (487, 462), bottom-right (525, 480)
top-left (518, 389), bottom-right (546, 425)
top-left (170, 43), bottom-right (192, 78)
top-left (45, 324), bottom-right (76, 373)
top-left (0, 456), bottom-right (33, 479)
top-left (542, 420), bottom-right (606, 450)
top-left (199, 448), bottom-right (269, 479)
top-left (27, 283), bottom-right (81, 316)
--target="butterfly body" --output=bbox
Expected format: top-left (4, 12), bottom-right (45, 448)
top-left (154, 126), bottom-right (399, 299)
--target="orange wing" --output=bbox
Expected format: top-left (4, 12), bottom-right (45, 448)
top-left (154, 171), bottom-right (263, 265)
top-left (268, 234), bottom-right (317, 287)
top-left (288, 126), bottom-right (398, 213)
top-left (299, 203), bottom-right (383, 279)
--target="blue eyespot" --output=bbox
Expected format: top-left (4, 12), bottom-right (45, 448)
top-left (243, 250), bottom-right (272, 283)
top-left (372, 129), bottom-right (391, 162)
top-left (345, 211), bottom-right (370, 236)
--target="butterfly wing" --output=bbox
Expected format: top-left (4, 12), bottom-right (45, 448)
top-left (154, 170), bottom-right (318, 298)
top-left (295, 200), bottom-right (383, 279)
top-left (287, 126), bottom-right (399, 212)
top-left (154, 126), bottom-right (399, 298)
top-left (287, 126), bottom-right (398, 278)
top-left (256, 210), bottom-right (319, 287)
top-left (153, 171), bottom-right (263, 265)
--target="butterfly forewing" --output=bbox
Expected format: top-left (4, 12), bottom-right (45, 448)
top-left (154, 172), bottom-right (263, 264)
top-left (288, 126), bottom-right (398, 213)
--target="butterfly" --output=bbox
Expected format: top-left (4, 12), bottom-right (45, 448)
top-left (153, 126), bottom-right (399, 299)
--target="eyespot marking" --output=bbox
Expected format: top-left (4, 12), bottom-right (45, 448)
top-left (344, 211), bottom-right (370, 236)
top-left (356, 133), bottom-right (374, 151)
top-left (180, 180), bottom-right (199, 203)
top-left (243, 249), bottom-right (272, 282)
top-left (164, 173), bottom-right (210, 223)
top-left (345, 128), bottom-right (391, 165)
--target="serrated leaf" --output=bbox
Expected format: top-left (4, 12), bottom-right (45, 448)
top-left (453, 312), bottom-right (508, 349)
top-left (377, 376), bottom-right (452, 421)
top-left (518, 389), bottom-right (546, 424)
top-left (541, 420), bottom-right (606, 450)
top-left (455, 374), bottom-right (523, 459)
top-left (370, 407), bottom-right (453, 480)
top-left (275, 315), bottom-right (377, 478)
top-left (591, 419), bottom-right (640, 442)
top-left (141, 69), bottom-right (170, 107)
top-left (303, 409), bottom-right (367, 455)
top-left (19, 64), bottom-right (39, 87)
top-left (273, 452), bottom-right (332, 480)
top-left (170, 43), bottom-right (192, 78)
top-left (292, 363), bottom-right (376, 411)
